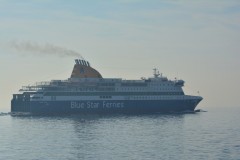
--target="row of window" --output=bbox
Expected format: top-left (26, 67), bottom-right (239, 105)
top-left (117, 88), bottom-right (179, 91)
top-left (131, 96), bottom-right (182, 100)
top-left (149, 83), bottom-right (174, 86)
top-left (44, 92), bottom-right (184, 96)
top-left (100, 96), bottom-right (112, 99)
top-left (98, 83), bottom-right (115, 87)
top-left (121, 83), bottom-right (147, 87)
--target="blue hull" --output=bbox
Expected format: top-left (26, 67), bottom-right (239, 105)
top-left (11, 99), bottom-right (202, 114)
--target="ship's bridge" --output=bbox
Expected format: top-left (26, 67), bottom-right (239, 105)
top-left (70, 59), bottom-right (102, 79)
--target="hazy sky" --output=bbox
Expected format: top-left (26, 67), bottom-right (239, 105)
top-left (0, 0), bottom-right (240, 112)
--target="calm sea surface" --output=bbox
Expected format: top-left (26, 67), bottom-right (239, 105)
top-left (0, 107), bottom-right (240, 160)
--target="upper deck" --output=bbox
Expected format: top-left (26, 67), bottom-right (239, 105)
top-left (19, 59), bottom-right (184, 94)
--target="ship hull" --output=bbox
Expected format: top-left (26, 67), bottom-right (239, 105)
top-left (11, 98), bottom-right (202, 114)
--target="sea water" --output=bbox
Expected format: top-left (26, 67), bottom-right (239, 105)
top-left (0, 107), bottom-right (240, 160)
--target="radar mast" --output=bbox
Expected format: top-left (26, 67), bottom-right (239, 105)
top-left (153, 68), bottom-right (160, 78)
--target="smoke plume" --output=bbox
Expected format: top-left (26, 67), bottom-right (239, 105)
top-left (6, 41), bottom-right (83, 58)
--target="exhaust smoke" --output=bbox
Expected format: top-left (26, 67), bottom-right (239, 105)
top-left (6, 41), bottom-right (83, 58)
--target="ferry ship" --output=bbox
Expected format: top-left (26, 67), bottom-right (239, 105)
top-left (11, 59), bottom-right (203, 114)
